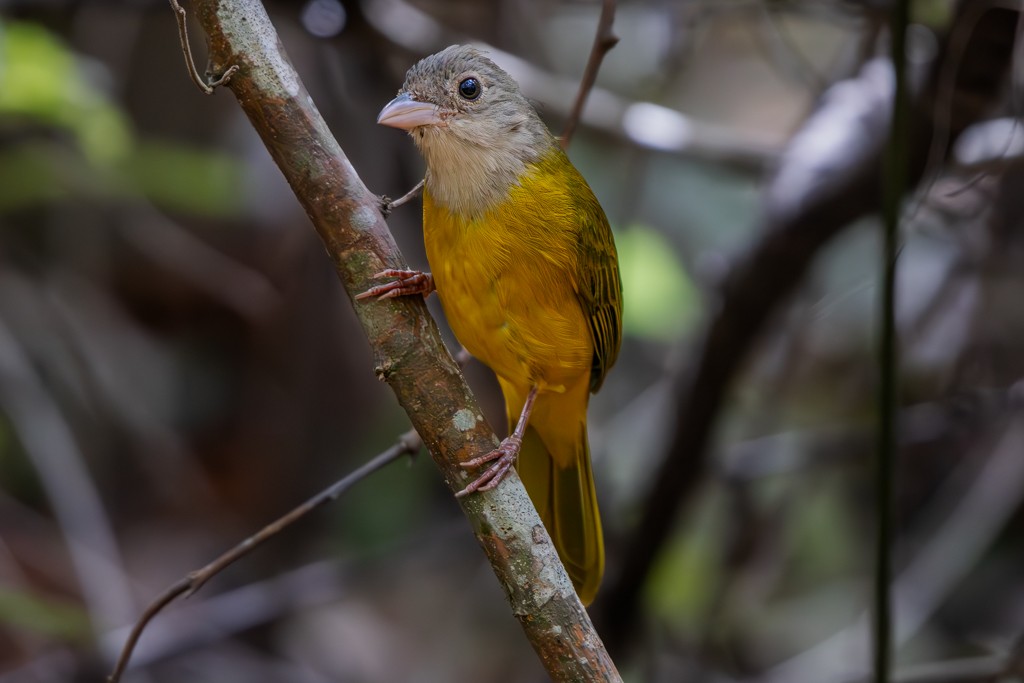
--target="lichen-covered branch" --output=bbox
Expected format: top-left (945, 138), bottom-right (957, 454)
top-left (184, 0), bottom-right (620, 680)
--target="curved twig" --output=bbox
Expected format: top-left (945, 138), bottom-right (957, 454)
top-left (107, 431), bottom-right (420, 682)
top-left (560, 0), bottom-right (618, 149)
top-left (169, 0), bottom-right (236, 94)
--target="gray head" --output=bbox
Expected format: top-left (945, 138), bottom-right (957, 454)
top-left (378, 45), bottom-right (556, 216)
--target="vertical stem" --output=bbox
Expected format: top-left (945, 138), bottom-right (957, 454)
top-left (877, 1), bottom-right (909, 682)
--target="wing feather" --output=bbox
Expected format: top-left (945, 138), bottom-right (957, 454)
top-left (563, 158), bottom-right (622, 393)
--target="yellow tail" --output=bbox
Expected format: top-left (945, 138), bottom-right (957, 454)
top-left (515, 419), bottom-right (605, 605)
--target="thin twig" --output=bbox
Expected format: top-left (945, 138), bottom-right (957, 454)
top-left (169, 0), bottom-right (237, 95)
top-left (100, 562), bottom-right (343, 683)
top-left (380, 178), bottom-right (425, 218)
top-left (107, 431), bottom-right (421, 683)
top-left (751, 2), bottom-right (827, 93)
top-left (910, 0), bottom-right (1021, 224)
top-left (560, 0), bottom-right (618, 149)
top-left (365, 1), bottom-right (775, 170)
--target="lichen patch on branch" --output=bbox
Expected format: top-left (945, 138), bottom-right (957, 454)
top-left (215, 0), bottom-right (299, 97)
top-left (452, 408), bottom-right (477, 432)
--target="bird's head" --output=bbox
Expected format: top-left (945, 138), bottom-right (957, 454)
top-left (377, 45), bottom-right (555, 215)
top-left (378, 45), bottom-right (548, 147)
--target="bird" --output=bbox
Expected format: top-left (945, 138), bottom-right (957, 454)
top-left (358, 44), bottom-right (622, 605)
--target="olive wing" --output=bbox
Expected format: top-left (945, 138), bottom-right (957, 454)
top-left (571, 184), bottom-right (622, 393)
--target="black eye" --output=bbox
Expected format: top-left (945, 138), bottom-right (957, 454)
top-left (458, 77), bottom-right (481, 100)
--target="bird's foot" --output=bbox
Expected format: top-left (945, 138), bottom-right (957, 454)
top-left (454, 435), bottom-right (522, 498)
top-left (355, 269), bottom-right (434, 300)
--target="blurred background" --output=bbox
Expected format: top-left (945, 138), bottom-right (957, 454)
top-left (1, 0), bottom-right (1022, 681)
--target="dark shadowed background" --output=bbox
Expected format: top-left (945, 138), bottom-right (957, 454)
top-left (1, 1), bottom-right (1022, 681)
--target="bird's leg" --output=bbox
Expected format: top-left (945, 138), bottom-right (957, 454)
top-left (455, 386), bottom-right (538, 498)
top-left (355, 269), bottom-right (434, 300)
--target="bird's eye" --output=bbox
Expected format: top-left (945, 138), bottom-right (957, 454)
top-left (458, 77), bottom-right (481, 100)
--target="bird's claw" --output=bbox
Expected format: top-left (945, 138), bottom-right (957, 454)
top-left (454, 435), bottom-right (522, 498)
top-left (355, 269), bottom-right (434, 301)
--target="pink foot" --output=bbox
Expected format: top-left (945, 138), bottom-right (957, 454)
top-left (356, 269), bottom-right (434, 300)
top-left (454, 435), bottom-right (522, 498)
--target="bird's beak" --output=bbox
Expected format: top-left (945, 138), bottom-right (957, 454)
top-left (377, 93), bottom-right (443, 130)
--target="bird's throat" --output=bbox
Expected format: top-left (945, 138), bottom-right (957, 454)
top-left (414, 125), bottom-right (554, 218)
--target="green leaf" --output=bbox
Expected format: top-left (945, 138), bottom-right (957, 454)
top-left (616, 224), bottom-right (699, 341)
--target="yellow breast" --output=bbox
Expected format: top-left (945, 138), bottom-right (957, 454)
top-left (423, 152), bottom-right (593, 392)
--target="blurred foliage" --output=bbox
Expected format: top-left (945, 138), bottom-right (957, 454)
top-left (645, 486), bottom-right (726, 632)
top-left (126, 140), bottom-right (245, 217)
top-left (0, 1), bottom-right (1021, 682)
top-left (0, 19), bottom-right (242, 215)
top-left (0, 21), bottom-right (130, 167)
top-left (617, 224), bottom-right (699, 341)
top-left (0, 587), bottom-right (90, 643)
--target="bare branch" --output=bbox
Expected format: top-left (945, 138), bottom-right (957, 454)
top-left (560, 0), bottom-right (618, 149)
top-left (107, 431), bottom-right (420, 682)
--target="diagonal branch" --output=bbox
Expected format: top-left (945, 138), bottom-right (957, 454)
top-left (107, 430), bottom-right (420, 682)
top-left (173, 1), bottom-right (620, 680)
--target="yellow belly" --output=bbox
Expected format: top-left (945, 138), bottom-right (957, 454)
top-left (421, 148), bottom-right (611, 605)
top-left (422, 173), bottom-right (592, 394)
